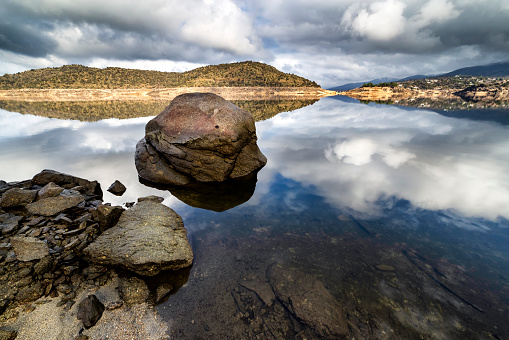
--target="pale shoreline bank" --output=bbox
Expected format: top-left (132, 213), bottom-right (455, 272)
top-left (0, 87), bottom-right (337, 102)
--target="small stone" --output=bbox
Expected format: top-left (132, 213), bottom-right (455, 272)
top-left (37, 182), bottom-right (64, 200)
top-left (107, 180), bottom-right (127, 196)
top-left (91, 204), bottom-right (124, 232)
top-left (16, 282), bottom-right (44, 302)
top-left (155, 282), bottom-right (173, 303)
top-left (1, 214), bottom-right (22, 235)
top-left (56, 284), bottom-right (73, 294)
top-left (10, 236), bottom-right (49, 261)
top-left (77, 295), bottom-right (105, 329)
top-left (119, 277), bottom-right (150, 305)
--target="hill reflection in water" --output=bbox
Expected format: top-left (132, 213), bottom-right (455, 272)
top-left (0, 98), bottom-right (318, 122)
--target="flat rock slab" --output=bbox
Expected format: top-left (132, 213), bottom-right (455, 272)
top-left (268, 263), bottom-right (349, 339)
top-left (0, 188), bottom-right (37, 208)
top-left (10, 236), bottom-right (50, 261)
top-left (32, 169), bottom-right (103, 199)
top-left (83, 201), bottom-right (193, 276)
top-left (26, 189), bottom-right (85, 216)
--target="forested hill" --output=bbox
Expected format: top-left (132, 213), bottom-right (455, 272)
top-left (0, 61), bottom-right (319, 89)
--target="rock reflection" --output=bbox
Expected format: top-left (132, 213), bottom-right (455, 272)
top-left (140, 171), bottom-right (258, 212)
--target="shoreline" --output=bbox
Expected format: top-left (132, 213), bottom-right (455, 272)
top-left (0, 87), bottom-right (337, 102)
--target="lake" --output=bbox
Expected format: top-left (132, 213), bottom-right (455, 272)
top-left (1, 96), bottom-right (508, 338)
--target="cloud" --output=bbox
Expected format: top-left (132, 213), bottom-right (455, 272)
top-left (1, 0), bottom-right (509, 87)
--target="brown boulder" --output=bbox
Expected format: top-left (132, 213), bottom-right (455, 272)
top-left (135, 93), bottom-right (266, 185)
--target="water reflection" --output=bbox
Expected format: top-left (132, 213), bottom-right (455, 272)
top-left (140, 171), bottom-right (258, 212)
top-left (2, 99), bottom-right (509, 337)
top-left (255, 97), bottom-right (509, 221)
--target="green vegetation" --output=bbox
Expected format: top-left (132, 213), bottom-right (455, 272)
top-left (0, 99), bottom-right (317, 122)
top-left (361, 82), bottom-right (398, 88)
top-left (0, 61), bottom-right (319, 90)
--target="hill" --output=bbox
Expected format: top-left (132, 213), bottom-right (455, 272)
top-left (0, 61), bottom-right (319, 90)
top-left (440, 61), bottom-right (509, 77)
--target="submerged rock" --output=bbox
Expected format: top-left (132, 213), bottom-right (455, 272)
top-left (268, 264), bottom-right (349, 339)
top-left (83, 201), bottom-right (193, 276)
top-left (135, 93), bottom-right (266, 185)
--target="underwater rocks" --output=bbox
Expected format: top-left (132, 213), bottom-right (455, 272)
top-left (83, 200), bottom-right (193, 276)
top-left (0, 169), bottom-right (192, 324)
top-left (135, 93), bottom-right (267, 185)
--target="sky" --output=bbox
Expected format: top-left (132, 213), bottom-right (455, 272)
top-left (0, 0), bottom-right (508, 88)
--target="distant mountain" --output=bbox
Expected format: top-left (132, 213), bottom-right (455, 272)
top-left (329, 61), bottom-right (509, 91)
top-left (0, 61), bottom-right (320, 90)
top-left (439, 61), bottom-right (509, 77)
top-left (328, 77), bottom-right (398, 91)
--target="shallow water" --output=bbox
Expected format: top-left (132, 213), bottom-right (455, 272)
top-left (1, 97), bottom-right (508, 338)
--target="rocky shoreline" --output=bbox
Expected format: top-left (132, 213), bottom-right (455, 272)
top-left (0, 170), bottom-right (192, 339)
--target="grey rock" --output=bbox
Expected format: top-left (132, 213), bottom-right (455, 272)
top-left (37, 182), bottom-right (64, 200)
top-left (268, 264), bottom-right (349, 339)
top-left (0, 188), bottom-right (37, 208)
top-left (10, 236), bottom-right (49, 261)
top-left (32, 169), bottom-right (103, 199)
top-left (77, 295), bottom-right (105, 329)
top-left (26, 189), bottom-right (85, 216)
top-left (83, 201), bottom-right (193, 276)
top-left (107, 180), bottom-right (127, 196)
top-left (135, 93), bottom-right (266, 185)
top-left (0, 213), bottom-right (22, 235)
top-left (92, 204), bottom-right (124, 232)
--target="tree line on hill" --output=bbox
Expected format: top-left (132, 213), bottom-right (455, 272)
top-left (0, 61), bottom-right (319, 90)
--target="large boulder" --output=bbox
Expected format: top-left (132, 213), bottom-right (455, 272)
top-left (82, 200), bottom-right (193, 276)
top-left (135, 93), bottom-right (267, 185)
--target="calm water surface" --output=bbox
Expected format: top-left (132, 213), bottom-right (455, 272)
top-left (1, 97), bottom-right (508, 338)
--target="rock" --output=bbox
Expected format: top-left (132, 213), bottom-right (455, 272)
top-left (37, 182), bottom-right (64, 199)
top-left (268, 264), bottom-right (349, 339)
top-left (83, 201), bottom-right (193, 276)
top-left (34, 256), bottom-right (54, 276)
top-left (135, 93), bottom-right (267, 185)
top-left (77, 295), bottom-right (105, 329)
top-left (0, 328), bottom-right (17, 340)
top-left (16, 282), bottom-right (44, 302)
top-left (92, 204), bottom-right (124, 232)
top-left (0, 213), bottom-right (22, 235)
top-left (155, 282), bottom-right (173, 303)
top-left (137, 195), bottom-right (164, 203)
top-left (10, 236), bottom-right (50, 261)
top-left (107, 180), bottom-right (127, 196)
top-left (0, 188), bottom-right (37, 208)
top-left (32, 169), bottom-right (103, 199)
top-left (119, 277), bottom-right (150, 305)
top-left (26, 189), bottom-right (85, 216)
